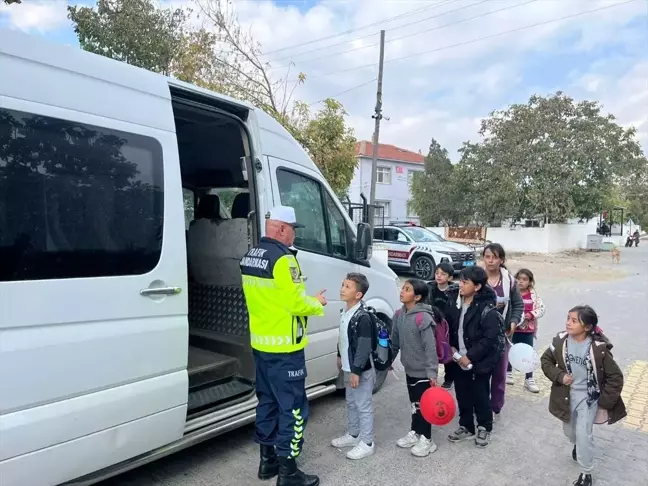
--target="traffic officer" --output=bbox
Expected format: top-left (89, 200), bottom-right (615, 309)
top-left (240, 205), bottom-right (327, 486)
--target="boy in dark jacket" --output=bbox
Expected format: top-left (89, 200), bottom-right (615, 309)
top-left (446, 266), bottom-right (503, 448)
top-left (541, 305), bottom-right (626, 486)
top-left (332, 273), bottom-right (376, 460)
top-left (427, 262), bottom-right (459, 389)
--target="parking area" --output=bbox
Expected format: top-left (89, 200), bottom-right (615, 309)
top-left (102, 245), bottom-right (648, 486)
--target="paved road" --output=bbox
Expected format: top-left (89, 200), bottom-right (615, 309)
top-left (103, 245), bottom-right (648, 486)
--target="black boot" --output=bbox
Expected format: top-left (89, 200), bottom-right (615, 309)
top-left (258, 445), bottom-right (279, 480)
top-left (276, 457), bottom-right (319, 486)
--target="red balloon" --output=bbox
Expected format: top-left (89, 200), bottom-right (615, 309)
top-left (420, 387), bottom-right (456, 426)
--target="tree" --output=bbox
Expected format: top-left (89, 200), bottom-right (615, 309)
top-left (195, 0), bottom-right (305, 122)
top-left (460, 92), bottom-right (645, 224)
top-left (409, 139), bottom-right (455, 226)
top-left (293, 99), bottom-right (357, 196)
top-left (67, 0), bottom-right (222, 88)
top-left (67, 0), bottom-right (357, 194)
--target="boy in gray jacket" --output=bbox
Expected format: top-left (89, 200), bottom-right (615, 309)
top-left (392, 279), bottom-right (439, 457)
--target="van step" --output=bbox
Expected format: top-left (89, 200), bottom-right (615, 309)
top-left (188, 377), bottom-right (255, 414)
top-left (188, 346), bottom-right (238, 389)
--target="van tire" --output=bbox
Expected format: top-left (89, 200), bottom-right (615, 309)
top-left (412, 254), bottom-right (435, 280)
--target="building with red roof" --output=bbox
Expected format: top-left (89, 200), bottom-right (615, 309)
top-left (350, 140), bottom-right (425, 223)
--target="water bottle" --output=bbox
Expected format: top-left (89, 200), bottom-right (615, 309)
top-left (453, 351), bottom-right (473, 370)
top-left (376, 329), bottom-right (389, 362)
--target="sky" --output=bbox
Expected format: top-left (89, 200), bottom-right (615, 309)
top-left (1, 0), bottom-right (647, 160)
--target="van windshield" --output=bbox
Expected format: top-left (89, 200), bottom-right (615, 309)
top-left (402, 227), bottom-right (445, 243)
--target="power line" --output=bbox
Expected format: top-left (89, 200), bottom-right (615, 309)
top-left (282, 0), bottom-right (538, 66)
top-left (268, 0), bottom-right (488, 63)
top-left (308, 78), bottom-right (378, 106)
top-left (262, 0), bottom-right (459, 56)
top-left (295, 0), bottom-right (640, 82)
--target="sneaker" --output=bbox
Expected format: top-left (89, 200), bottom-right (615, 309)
top-left (331, 433), bottom-right (359, 448)
top-left (572, 445), bottom-right (577, 462)
top-left (524, 377), bottom-right (540, 393)
top-left (475, 426), bottom-right (491, 448)
top-left (396, 431), bottom-right (419, 448)
top-left (493, 411), bottom-right (501, 423)
top-left (506, 372), bottom-right (515, 385)
top-left (411, 435), bottom-right (437, 457)
top-left (447, 426), bottom-right (476, 443)
top-left (573, 473), bottom-right (593, 486)
top-left (441, 380), bottom-right (454, 390)
top-left (346, 441), bottom-right (375, 460)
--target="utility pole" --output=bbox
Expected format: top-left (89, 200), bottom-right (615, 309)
top-left (368, 29), bottom-right (385, 233)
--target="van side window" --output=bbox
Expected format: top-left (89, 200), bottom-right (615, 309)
top-left (0, 108), bottom-right (164, 282)
top-left (324, 192), bottom-right (348, 258)
top-left (276, 169), bottom-right (327, 254)
top-left (183, 188), bottom-right (195, 230)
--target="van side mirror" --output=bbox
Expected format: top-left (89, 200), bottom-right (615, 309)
top-left (355, 222), bottom-right (372, 263)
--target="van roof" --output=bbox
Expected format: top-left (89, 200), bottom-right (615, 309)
top-left (0, 28), bottom-right (314, 174)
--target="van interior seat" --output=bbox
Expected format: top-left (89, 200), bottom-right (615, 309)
top-left (230, 192), bottom-right (250, 219)
top-left (187, 194), bottom-right (225, 284)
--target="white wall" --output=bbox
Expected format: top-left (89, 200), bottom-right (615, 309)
top-left (427, 220), bottom-right (613, 253)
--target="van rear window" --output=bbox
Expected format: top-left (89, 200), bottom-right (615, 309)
top-left (0, 108), bottom-right (164, 281)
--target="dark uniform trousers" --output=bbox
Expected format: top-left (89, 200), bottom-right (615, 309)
top-left (254, 349), bottom-right (309, 459)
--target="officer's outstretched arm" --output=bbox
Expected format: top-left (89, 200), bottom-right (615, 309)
top-left (273, 254), bottom-right (324, 317)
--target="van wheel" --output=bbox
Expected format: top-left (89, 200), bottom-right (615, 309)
top-left (413, 255), bottom-right (435, 280)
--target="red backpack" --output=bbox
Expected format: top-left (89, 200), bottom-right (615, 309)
top-left (415, 312), bottom-right (453, 364)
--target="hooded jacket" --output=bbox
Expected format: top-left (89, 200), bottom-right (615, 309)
top-left (391, 303), bottom-right (439, 380)
top-left (541, 331), bottom-right (627, 425)
top-left (446, 285), bottom-right (502, 374)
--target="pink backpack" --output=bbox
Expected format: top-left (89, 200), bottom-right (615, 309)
top-left (415, 313), bottom-right (453, 364)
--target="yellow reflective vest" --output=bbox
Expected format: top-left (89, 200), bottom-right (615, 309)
top-left (240, 237), bottom-right (324, 353)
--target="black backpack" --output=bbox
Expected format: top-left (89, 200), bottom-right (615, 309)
top-left (481, 305), bottom-right (507, 358)
top-left (366, 306), bottom-right (394, 371)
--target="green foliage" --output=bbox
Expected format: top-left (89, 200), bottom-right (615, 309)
top-left (293, 99), bottom-right (357, 196)
top-left (68, 0), bottom-right (187, 76)
top-left (67, 0), bottom-right (357, 195)
top-left (411, 93), bottom-right (646, 227)
top-left (409, 139), bottom-right (455, 226)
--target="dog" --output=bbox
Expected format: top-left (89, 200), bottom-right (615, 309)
top-left (611, 247), bottom-right (621, 264)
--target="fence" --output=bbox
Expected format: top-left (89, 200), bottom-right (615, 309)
top-left (427, 220), bottom-right (606, 253)
top-left (341, 198), bottom-right (385, 228)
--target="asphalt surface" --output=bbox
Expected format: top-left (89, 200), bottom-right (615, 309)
top-left (102, 244), bottom-right (648, 486)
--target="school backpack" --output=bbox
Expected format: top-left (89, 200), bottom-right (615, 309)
top-left (481, 305), bottom-right (507, 358)
top-left (412, 311), bottom-right (453, 364)
top-left (365, 306), bottom-right (394, 371)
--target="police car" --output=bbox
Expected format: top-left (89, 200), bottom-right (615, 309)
top-left (373, 222), bottom-right (477, 280)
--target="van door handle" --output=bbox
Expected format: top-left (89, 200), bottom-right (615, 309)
top-left (140, 287), bottom-right (182, 296)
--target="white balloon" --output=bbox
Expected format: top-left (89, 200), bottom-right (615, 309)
top-left (509, 343), bottom-right (539, 374)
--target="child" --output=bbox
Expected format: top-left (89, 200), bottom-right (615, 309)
top-left (427, 262), bottom-right (459, 390)
top-left (446, 266), bottom-right (503, 448)
top-left (541, 306), bottom-right (626, 486)
top-left (391, 279), bottom-right (439, 457)
top-left (507, 268), bottom-right (546, 393)
top-left (331, 273), bottom-right (376, 460)
top-left (482, 243), bottom-right (523, 420)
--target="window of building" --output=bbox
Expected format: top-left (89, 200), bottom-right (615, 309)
top-left (276, 168), bottom-right (350, 259)
top-left (376, 166), bottom-right (391, 184)
top-left (407, 201), bottom-right (418, 218)
top-left (374, 200), bottom-right (391, 219)
top-left (0, 108), bottom-right (164, 282)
